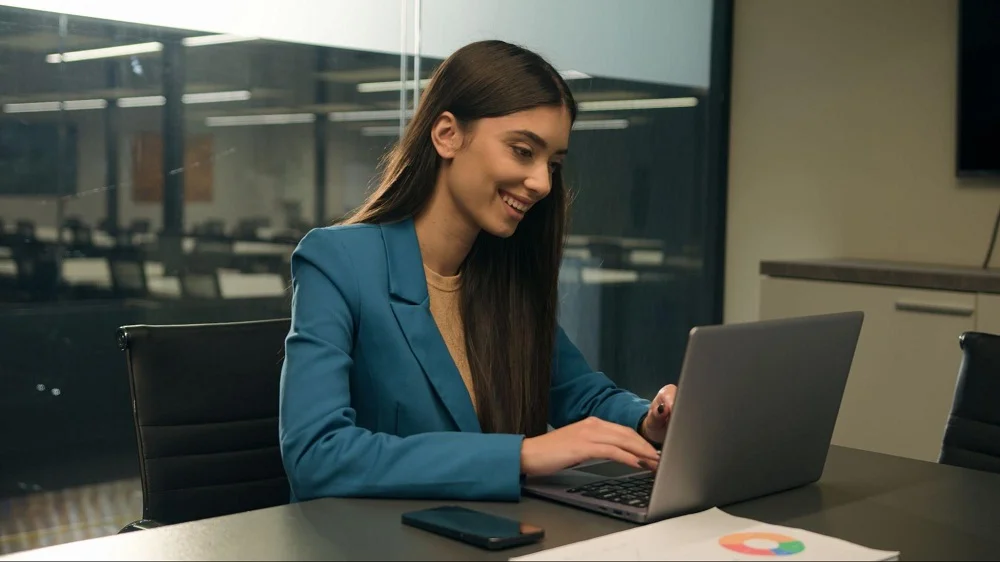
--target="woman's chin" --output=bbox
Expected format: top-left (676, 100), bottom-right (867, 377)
top-left (481, 217), bottom-right (519, 239)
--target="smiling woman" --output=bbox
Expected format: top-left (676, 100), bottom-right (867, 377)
top-left (345, 41), bottom-right (577, 438)
top-left (279, 40), bottom-right (676, 503)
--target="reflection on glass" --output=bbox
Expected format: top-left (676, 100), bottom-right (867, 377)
top-left (0, 6), bottom-right (412, 553)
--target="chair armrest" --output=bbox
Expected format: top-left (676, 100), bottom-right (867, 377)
top-left (118, 519), bottom-right (166, 533)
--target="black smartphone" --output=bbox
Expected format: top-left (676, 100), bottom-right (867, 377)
top-left (401, 505), bottom-right (544, 550)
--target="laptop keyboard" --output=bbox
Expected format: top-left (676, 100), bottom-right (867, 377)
top-left (567, 473), bottom-right (654, 508)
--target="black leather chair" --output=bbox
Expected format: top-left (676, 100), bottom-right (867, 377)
top-left (129, 219), bottom-right (151, 235)
top-left (179, 254), bottom-right (223, 300)
top-left (116, 318), bottom-right (291, 532)
top-left (938, 331), bottom-right (1000, 474)
top-left (107, 246), bottom-right (149, 298)
top-left (15, 220), bottom-right (35, 241)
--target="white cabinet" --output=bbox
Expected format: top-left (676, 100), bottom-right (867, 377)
top-left (759, 276), bottom-right (975, 462)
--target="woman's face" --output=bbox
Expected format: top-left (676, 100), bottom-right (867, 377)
top-left (432, 105), bottom-right (572, 238)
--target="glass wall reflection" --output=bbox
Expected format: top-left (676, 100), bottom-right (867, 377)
top-left (0, 6), bottom-right (409, 550)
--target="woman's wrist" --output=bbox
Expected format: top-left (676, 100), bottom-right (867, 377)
top-left (636, 413), bottom-right (661, 446)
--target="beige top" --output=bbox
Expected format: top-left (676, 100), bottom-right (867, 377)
top-left (424, 265), bottom-right (476, 412)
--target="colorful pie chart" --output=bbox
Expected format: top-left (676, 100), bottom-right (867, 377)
top-left (719, 532), bottom-right (806, 557)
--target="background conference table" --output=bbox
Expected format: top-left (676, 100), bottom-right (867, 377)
top-left (3, 446), bottom-right (999, 561)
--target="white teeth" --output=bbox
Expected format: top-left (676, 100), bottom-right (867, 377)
top-left (501, 194), bottom-right (529, 212)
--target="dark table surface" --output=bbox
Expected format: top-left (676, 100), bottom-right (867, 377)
top-left (3, 446), bottom-right (999, 561)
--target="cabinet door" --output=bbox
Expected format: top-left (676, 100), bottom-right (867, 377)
top-left (760, 276), bottom-right (975, 462)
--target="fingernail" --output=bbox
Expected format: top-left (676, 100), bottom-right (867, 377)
top-left (657, 403), bottom-right (665, 415)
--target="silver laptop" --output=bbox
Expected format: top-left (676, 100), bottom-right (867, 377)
top-left (523, 311), bottom-right (864, 523)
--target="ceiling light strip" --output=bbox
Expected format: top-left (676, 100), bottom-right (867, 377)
top-left (356, 69), bottom-right (591, 94)
top-left (181, 34), bottom-right (258, 47)
top-left (3, 99), bottom-right (107, 113)
top-left (578, 97), bottom-right (699, 111)
top-left (329, 109), bottom-right (415, 122)
top-left (46, 34), bottom-right (256, 64)
top-left (205, 113), bottom-right (316, 127)
top-left (46, 42), bottom-right (162, 63)
top-left (573, 119), bottom-right (629, 130)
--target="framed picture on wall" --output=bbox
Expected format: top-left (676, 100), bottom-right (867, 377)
top-left (131, 132), bottom-right (214, 202)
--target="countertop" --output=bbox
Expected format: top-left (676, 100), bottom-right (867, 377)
top-left (760, 258), bottom-right (1000, 293)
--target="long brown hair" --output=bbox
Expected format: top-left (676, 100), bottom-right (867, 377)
top-left (345, 40), bottom-right (577, 438)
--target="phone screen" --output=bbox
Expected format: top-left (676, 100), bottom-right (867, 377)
top-left (402, 506), bottom-right (544, 549)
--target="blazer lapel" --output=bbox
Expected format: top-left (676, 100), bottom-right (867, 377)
top-left (381, 219), bottom-right (481, 434)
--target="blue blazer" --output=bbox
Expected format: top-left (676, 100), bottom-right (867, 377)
top-left (279, 218), bottom-right (649, 502)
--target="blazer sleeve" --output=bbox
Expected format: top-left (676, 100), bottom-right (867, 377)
top-left (548, 326), bottom-right (651, 431)
top-left (279, 229), bottom-right (524, 502)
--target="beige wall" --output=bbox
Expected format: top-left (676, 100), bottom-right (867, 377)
top-left (725, 0), bottom-right (1000, 323)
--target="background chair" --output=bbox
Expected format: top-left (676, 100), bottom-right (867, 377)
top-left (178, 255), bottom-right (223, 300)
top-left (938, 331), bottom-right (1000, 475)
top-left (107, 246), bottom-right (149, 299)
top-left (116, 318), bottom-right (291, 531)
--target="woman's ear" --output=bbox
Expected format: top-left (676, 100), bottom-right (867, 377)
top-left (430, 111), bottom-right (464, 159)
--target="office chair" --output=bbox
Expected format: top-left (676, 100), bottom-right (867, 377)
top-left (197, 219), bottom-right (227, 239)
top-left (129, 219), bottom-right (151, 235)
top-left (15, 220), bottom-right (35, 241)
top-left (67, 224), bottom-right (93, 252)
top-left (938, 331), bottom-right (1000, 475)
top-left (116, 318), bottom-right (291, 532)
top-left (107, 246), bottom-right (149, 298)
top-left (12, 240), bottom-right (58, 301)
top-left (178, 254), bottom-right (223, 299)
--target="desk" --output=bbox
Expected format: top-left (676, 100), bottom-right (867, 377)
top-left (3, 447), bottom-right (999, 561)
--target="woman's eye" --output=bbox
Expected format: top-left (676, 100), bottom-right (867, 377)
top-left (512, 146), bottom-right (533, 160)
top-left (549, 162), bottom-right (563, 173)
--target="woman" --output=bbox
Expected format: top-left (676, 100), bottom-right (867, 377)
top-left (279, 40), bottom-right (677, 503)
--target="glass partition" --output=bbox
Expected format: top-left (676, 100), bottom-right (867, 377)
top-left (0, 5), bottom-right (408, 551)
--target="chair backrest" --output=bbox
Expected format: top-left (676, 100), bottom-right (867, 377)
top-left (129, 219), bottom-right (151, 235)
top-left (12, 241), bottom-right (58, 299)
top-left (15, 220), bottom-right (35, 240)
top-left (108, 247), bottom-right (148, 298)
top-left (117, 318), bottom-right (291, 524)
top-left (939, 331), bottom-right (1000, 474)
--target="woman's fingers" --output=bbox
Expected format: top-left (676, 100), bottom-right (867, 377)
top-left (587, 418), bottom-right (659, 460)
top-left (589, 444), bottom-right (645, 470)
top-left (652, 384), bottom-right (677, 420)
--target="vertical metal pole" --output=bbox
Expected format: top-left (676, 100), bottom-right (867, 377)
top-left (161, 38), bottom-right (185, 271)
top-left (54, 14), bottom-right (68, 286)
top-left (314, 47), bottom-right (328, 226)
top-left (412, 0), bottom-right (422, 110)
top-left (399, 0), bottom-right (408, 135)
top-left (104, 57), bottom-right (120, 233)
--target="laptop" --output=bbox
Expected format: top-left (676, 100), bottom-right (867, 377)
top-left (523, 311), bottom-right (864, 523)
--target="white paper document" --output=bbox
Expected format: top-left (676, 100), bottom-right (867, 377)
top-left (510, 508), bottom-right (898, 562)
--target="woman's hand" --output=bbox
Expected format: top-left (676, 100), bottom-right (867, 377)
top-left (640, 384), bottom-right (677, 445)
top-left (519, 417), bottom-right (660, 477)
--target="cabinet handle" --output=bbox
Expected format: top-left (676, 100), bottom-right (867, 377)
top-left (894, 301), bottom-right (974, 317)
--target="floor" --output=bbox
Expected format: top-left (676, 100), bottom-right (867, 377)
top-left (0, 479), bottom-right (142, 555)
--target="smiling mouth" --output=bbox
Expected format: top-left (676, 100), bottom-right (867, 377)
top-left (500, 192), bottom-right (530, 213)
